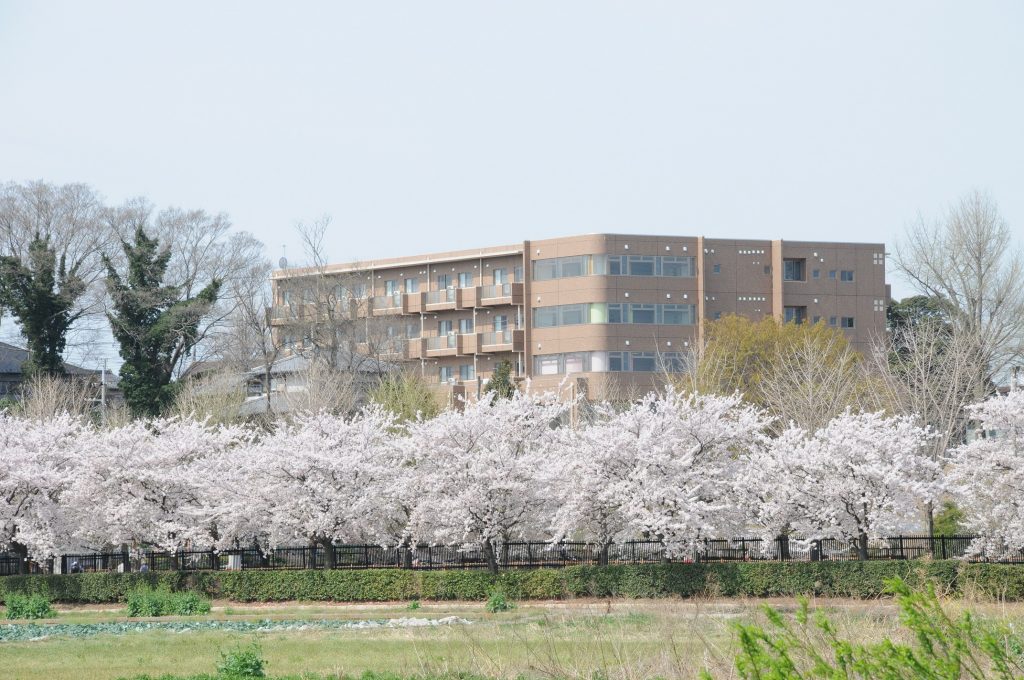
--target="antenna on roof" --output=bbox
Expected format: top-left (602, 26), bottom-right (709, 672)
top-left (278, 244), bottom-right (288, 270)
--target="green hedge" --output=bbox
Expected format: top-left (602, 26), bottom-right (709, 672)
top-left (2, 560), bottom-right (1021, 605)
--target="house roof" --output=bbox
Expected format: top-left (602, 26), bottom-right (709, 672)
top-left (0, 341), bottom-right (119, 386)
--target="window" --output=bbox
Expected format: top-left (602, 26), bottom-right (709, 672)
top-left (874, 298), bottom-right (885, 313)
top-left (812, 315), bottom-right (822, 324)
top-left (437, 274), bottom-right (452, 289)
top-left (282, 290), bottom-right (292, 304)
top-left (713, 263), bottom-right (721, 274)
top-left (514, 266), bottom-right (523, 282)
top-left (492, 268), bottom-right (507, 285)
top-left (494, 315), bottom-right (508, 331)
top-left (661, 256), bottom-right (696, 277)
top-left (404, 278), bottom-right (419, 293)
top-left (608, 303), bottom-right (624, 323)
top-left (458, 318), bottom-right (474, 334)
top-left (627, 256), bottom-right (656, 276)
top-left (406, 322), bottom-right (420, 338)
top-left (559, 256), bottom-right (587, 278)
top-left (564, 353), bottom-right (587, 374)
top-left (439, 366), bottom-right (453, 382)
top-left (533, 259), bottom-right (558, 281)
top-left (630, 304), bottom-right (656, 324)
top-left (783, 258), bottom-right (806, 281)
top-left (828, 270), bottom-right (837, 280)
top-left (812, 269), bottom-right (820, 280)
top-left (608, 352), bottom-right (626, 372)
top-left (457, 272), bottom-right (473, 288)
top-left (784, 306), bottom-right (807, 324)
top-left (828, 316), bottom-right (837, 327)
top-left (661, 304), bottom-right (695, 325)
top-left (459, 364), bottom-right (475, 381)
top-left (535, 355), bottom-right (561, 375)
top-left (351, 282), bottom-right (367, 298)
top-left (608, 256), bottom-right (624, 276)
top-left (840, 270), bottom-right (855, 282)
top-left (534, 307), bottom-right (559, 328)
top-left (438, 320), bottom-right (453, 335)
top-left (385, 280), bottom-right (399, 296)
top-left (713, 311), bottom-right (722, 320)
top-left (557, 304), bottom-right (584, 326)
top-left (841, 317), bottom-right (855, 328)
top-left (631, 353), bottom-right (657, 372)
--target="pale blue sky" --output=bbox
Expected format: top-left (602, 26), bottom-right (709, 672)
top-left (2, 1), bottom-right (1023, 296)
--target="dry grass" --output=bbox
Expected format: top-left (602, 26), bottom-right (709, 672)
top-left (2, 597), bottom-right (1024, 679)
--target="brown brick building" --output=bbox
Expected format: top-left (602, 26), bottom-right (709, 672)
top-left (270, 234), bottom-right (888, 400)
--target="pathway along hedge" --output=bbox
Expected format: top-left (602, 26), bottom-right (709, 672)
top-left (3, 561), bottom-right (1024, 604)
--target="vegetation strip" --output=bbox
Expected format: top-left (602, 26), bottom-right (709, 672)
top-left (0, 616), bottom-right (471, 642)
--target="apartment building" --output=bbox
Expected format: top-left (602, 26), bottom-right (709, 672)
top-left (270, 234), bottom-right (887, 400)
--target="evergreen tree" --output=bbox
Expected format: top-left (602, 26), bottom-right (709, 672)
top-left (484, 360), bottom-right (517, 400)
top-left (104, 228), bottom-right (221, 417)
top-left (0, 235), bottom-right (85, 376)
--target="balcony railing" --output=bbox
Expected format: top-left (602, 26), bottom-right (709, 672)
top-left (480, 283), bottom-right (512, 299)
top-left (371, 293), bottom-right (403, 310)
top-left (426, 289), bottom-right (456, 305)
top-left (425, 335), bottom-right (457, 351)
top-left (480, 330), bottom-right (513, 346)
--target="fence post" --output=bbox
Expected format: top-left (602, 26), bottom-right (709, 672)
top-left (940, 536), bottom-right (948, 560)
top-left (121, 549), bottom-right (130, 574)
top-left (810, 539), bottom-right (821, 562)
top-left (364, 545), bottom-right (370, 568)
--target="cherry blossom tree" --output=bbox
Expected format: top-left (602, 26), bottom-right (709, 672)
top-left (218, 407), bottom-right (399, 566)
top-left (404, 390), bottom-right (566, 573)
top-left (609, 388), bottom-right (770, 559)
top-left (743, 411), bottom-right (937, 560)
top-left (68, 417), bottom-right (250, 557)
top-left (0, 413), bottom-right (88, 567)
top-left (946, 391), bottom-right (1024, 559)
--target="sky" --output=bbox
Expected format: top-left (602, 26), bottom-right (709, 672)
top-left (1, 1), bottom-right (1023, 367)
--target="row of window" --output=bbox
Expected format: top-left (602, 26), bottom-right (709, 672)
top-left (782, 306), bottom-right (856, 328)
top-left (533, 351), bottom-right (689, 376)
top-left (439, 364), bottom-right (476, 382)
top-left (782, 259), bottom-right (856, 283)
top-left (384, 267), bottom-right (521, 295)
top-left (435, 315), bottom-right (513, 336)
top-left (533, 255), bottom-right (696, 281)
top-left (534, 303), bottom-right (697, 329)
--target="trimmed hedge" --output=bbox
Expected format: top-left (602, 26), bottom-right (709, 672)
top-left (2, 560), bottom-right (1021, 605)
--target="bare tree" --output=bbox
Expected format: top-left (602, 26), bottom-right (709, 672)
top-left (865, 318), bottom-right (987, 535)
top-left (895, 190), bottom-right (1024, 383)
top-left (14, 373), bottom-right (95, 422)
top-left (280, 354), bottom-right (361, 416)
top-left (169, 369), bottom-right (248, 425)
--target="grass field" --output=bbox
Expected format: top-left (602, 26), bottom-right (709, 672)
top-left (2, 597), bottom-right (1024, 679)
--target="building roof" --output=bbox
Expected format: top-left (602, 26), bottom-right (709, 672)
top-left (246, 350), bottom-right (394, 378)
top-left (0, 341), bottom-right (119, 386)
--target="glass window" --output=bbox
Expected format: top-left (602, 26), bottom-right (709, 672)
top-left (608, 256), bottom-right (625, 275)
top-left (559, 256), bottom-right (587, 278)
top-left (514, 266), bottom-right (523, 282)
top-left (535, 355), bottom-right (561, 375)
top-left (608, 303), bottom-right (624, 324)
top-left (840, 270), bottom-right (855, 282)
top-left (591, 255), bottom-right (608, 275)
top-left (608, 352), bottom-right (626, 372)
top-left (439, 366), bottom-right (453, 382)
top-left (559, 304), bottom-right (587, 326)
top-left (630, 304), bottom-right (656, 324)
top-left (841, 316), bottom-right (855, 328)
top-left (492, 268), bottom-right (507, 285)
top-left (784, 306), bottom-right (807, 324)
top-left (828, 270), bottom-right (837, 280)
top-left (783, 259), bottom-right (805, 281)
top-left (564, 353), bottom-right (587, 374)
top-left (631, 353), bottom-right (657, 372)
top-left (534, 307), bottom-right (559, 328)
top-left (351, 282), bottom-right (367, 298)
top-left (661, 256), bottom-right (695, 277)
top-left (438, 320), bottom-right (453, 335)
top-left (494, 315), bottom-right (507, 331)
top-left (828, 316), bottom-right (837, 326)
top-left (437, 274), bottom-right (452, 289)
top-left (459, 364), bottom-right (475, 380)
top-left (627, 256), bottom-right (656, 276)
top-left (385, 280), bottom-right (399, 295)
top-left (713, 263), bottom-right (721, 274)
top-left (459, 318), bottom-right (474, 334)
top-left (458, 272), bottom-right (473, 288)
top-left (406, 322), bottom-right (420, 338)
top-left (404, 278), bottom-right (418, 293)
top-left (812, 269), bottom-right (820, 280)
top-left (661, 304), bottom-right (695, 325)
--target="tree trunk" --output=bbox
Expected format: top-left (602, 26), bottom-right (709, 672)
top-left (401, 538), bottom-right (414, 569)
top-left (600, 541), bottom-right (610, 567)
top-left (857, 532), bottom-right (869, 561)
top-left (10, 541), bottom-right (28, 575)
top-left (483, 540), bottom-right (498, 575)
top-left (319, 538), bottom-right (336, 569)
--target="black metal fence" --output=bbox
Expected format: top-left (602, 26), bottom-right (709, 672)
top-left (4, 535), bottom-right (1020, 576)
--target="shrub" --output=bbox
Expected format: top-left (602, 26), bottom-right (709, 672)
top-left (216, 643), bottom-right (266, 678)
top-left (126, 587), bottom-right (211, 617)
top-left (484, 587), bottom-right (515, 613)
top-left (4, 592), bottom-right (55, 619)
top-left (704, 577), bottom-right (1024, 679)
top-left (407, 599), bottom-right (420, 610)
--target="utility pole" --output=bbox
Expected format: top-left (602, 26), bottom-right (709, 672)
top-left (100, 359), bottom-right (107, 427)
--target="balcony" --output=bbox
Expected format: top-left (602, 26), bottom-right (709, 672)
top-left (478, 329), bottom-right (524, 353)
top-left (425, 288), bottom-right (456, 311)
top-left (408, 337), bottom-right (426, 359)
top-left (424, 334), bottom-right (458, 357)
top-left (371, 293), bottom-right (404, 316)
top-left (478, 282), bottom-right (524, 307)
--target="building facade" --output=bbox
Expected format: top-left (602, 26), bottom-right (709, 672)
top-left (270, 234), bottom-right (887, 400)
